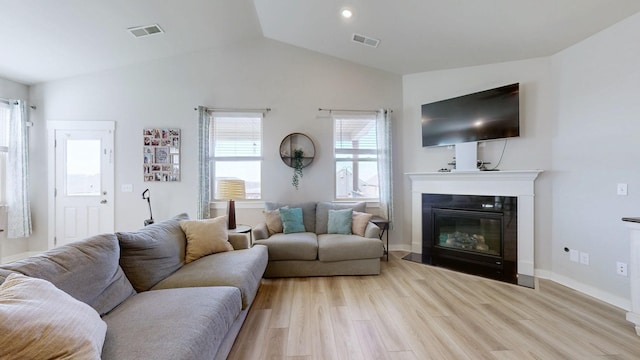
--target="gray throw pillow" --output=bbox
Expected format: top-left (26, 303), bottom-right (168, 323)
top-left (116, 213), bottom-right (189, 292)
top-left (0, 233), bottom-right (136, 316)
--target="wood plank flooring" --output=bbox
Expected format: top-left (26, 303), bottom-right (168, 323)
top-left (228, 252), bottom-right (640, 359)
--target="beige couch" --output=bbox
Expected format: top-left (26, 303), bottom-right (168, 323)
top-left (253, 202), bottom-right (384, 277)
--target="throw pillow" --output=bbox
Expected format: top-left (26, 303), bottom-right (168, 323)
top-left (0, 273), bottom-right (107, 360)
top-left (280, 207), bottom-right (306, 234)
top-left (263, 209), bottom-right (283, 235)
top-left (116, 213), bottom-right (189, 292)
top-left (328, 208), bottom-right (353, 235)
top-left (352, 211), bottom-right (373, 237)
top-left (180, 216), bottom-right (234, 263)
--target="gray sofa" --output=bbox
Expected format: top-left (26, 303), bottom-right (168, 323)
top-left (0, 213), bottom-right (268, 360)
top-left (253, 202), bottom-right (384, 277)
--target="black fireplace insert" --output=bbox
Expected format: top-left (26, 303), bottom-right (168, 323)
top-left (418, 194), bottom-right (517, 284)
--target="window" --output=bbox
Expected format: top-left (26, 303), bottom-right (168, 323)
top-left (0, 102), bottom-right (9, 204)
top-left (210, 112), bottom-right (262, 200)
top-left (334, 114), bottom-right (379, 199)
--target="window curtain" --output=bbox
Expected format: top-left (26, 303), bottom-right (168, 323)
top-left (7, 100), bottom-right (32, 238)
top-left (376, 109), bottom-right (393, 225)
top-left (197, 106), bottom-right (211, 219)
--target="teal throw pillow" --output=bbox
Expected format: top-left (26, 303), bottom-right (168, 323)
top-left (280, 207), bottom-right (306, 234)
top-left (327, 208), bottom-right (353, 235)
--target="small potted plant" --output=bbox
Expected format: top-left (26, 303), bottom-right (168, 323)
top-left (292, 149), bottom-right (304, 190)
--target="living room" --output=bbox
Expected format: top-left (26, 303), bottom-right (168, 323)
top-left (1, 0), bottom-right (640, 357)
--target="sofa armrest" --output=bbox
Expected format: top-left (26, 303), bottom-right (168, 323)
top-left (229, 233), bottom-right (249, 250)
top-left (253, 222), bottom-right (270, 241)
top-left (364, 222), bottom-right (381, 239)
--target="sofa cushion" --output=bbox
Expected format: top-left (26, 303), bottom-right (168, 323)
top-left (101, 287), bottom-right (241, 360)
top-left (116, 213), bottom-right (189, 292)
top-left (263, 209), bottom-right (283, 235)
top-left (316, 202), bottom-right (366, 234)
top-left (151, 245), bottom-right (268, 309)
top-left (254, 232), bottom-right (318, 261)
top-left (317, 234), bottom-right (384, 262)
top-left (0, 273), bottom-right (107, 360)
top-left (352, 211), bottom-right (374, 237)
top-left (280, 207), bottom-right (306, 234)
top-left (328, 208), bottom-right (353, 234)
top-left (266, 201), bottom-right (317, 233)
top-left (0, 233), bottom-right (136, 316)
top-left (180, 216), bottom-right (233, 264)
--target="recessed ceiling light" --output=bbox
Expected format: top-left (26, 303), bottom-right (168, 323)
top-left (341, 8), bottom-right (353, 19)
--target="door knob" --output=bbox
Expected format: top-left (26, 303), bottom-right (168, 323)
top-left (100, 199), bottom-right (107, 204)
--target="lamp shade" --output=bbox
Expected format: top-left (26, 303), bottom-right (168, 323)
top-left (217, 179), bottom-right (246, 200)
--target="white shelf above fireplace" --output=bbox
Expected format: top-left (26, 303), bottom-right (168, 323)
top-left (407, 170), bottom-right (543, 287)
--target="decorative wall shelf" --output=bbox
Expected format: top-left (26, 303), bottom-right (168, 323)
top-left (279, 132), bottom-right (315, 168)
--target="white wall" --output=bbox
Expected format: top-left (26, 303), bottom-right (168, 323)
top-left (548, 11), bottom-right (640, 308)
top-left (401, 58), bottom-right (555, 267)
top-left (26, 37), bottom-right (402, 253)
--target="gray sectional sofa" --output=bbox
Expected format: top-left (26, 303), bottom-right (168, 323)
top-left (253, 201), bottom-right (384, 277)
top-left (0, 213), bottom-right (268, 360)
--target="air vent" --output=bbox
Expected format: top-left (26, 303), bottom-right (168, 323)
top-left (128, 24), bottom-right (164, 38)
top-left (352, 33), bottom-right (380, 48)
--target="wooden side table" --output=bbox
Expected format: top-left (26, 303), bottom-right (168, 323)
top-left (370, 217), bottom-right (390, 261)
top-left (229, 224), bottom-right (253, 246)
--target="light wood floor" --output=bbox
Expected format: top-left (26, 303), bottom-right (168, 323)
top-left (228, 252), bottom-right (640, 359)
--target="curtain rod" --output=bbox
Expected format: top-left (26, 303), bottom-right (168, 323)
top-left (318, 108), bottom-right (392, 113)
top-left (0, 97), bottom-right (37, 109)
top-left (195, 106), bottom-right (271, 114)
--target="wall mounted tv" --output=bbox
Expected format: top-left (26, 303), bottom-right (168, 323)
top-left (421, 83), bottom-right (520, 147)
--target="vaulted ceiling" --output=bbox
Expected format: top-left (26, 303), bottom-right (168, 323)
top-left (2, 0), bottom-right (640, 85)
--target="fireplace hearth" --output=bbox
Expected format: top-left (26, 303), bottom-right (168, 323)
top-left (411, 194), bottom-right (518, 284)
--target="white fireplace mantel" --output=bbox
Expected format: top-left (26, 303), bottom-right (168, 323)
top-left (407, 170), bottom-right (543, 287)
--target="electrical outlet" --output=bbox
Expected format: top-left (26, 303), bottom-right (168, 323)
top-left (580, 252), bottom-right (589, 265)
top-left (569, 249), bottom-right (579, 262)
top-left (617, 183), bottom-right (628, 196)
top-left (617, 262), bottom-right (628, 276)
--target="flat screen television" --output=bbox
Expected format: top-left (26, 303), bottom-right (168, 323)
top-left (421, 83), bottom-right (520, 147)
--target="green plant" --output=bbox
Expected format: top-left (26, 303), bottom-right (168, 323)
top-left (292, 149), bottom-right (304, 189)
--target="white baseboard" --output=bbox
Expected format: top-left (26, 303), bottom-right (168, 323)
top-left (536, 269), bottom-right (631, 311)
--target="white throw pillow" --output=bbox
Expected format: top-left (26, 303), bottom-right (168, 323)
top-left (0, 273), bottom-right (107, 360)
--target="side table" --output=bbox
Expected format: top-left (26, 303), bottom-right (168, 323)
top-left (229, 224), bottom-right (253, 246)
top-left (370, 217), bottom-right (390, 261)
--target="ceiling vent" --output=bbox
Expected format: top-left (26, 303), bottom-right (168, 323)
top-left (352, 33), bottom-right (380, 48)
top-left (128, 24), bottom-right (164, 38)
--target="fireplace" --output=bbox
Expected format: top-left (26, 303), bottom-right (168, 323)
top-left (421, 194), bottom-right (517, 284)
top-left (407, 171), bottom-right (541, 288)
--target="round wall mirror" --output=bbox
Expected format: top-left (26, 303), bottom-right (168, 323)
top-left (279, 133), bottom-right (315, 168)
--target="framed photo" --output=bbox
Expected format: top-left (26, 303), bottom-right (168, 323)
top-left (143, 128), bottom-right (180, 182)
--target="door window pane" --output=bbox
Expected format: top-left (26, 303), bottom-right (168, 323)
top-left (66, 139), bottom-right (101, 196)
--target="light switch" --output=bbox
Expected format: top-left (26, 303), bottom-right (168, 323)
top-left (121, 184), bottom-right (133, 193)
top-left (617, 183), bottom-right (628, 196)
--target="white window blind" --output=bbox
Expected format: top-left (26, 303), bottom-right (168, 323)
top-left (211, 112), bottom-right (263, 199)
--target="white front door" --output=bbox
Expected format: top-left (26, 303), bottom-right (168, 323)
top-left (50, 122), bottom-right (114, 247)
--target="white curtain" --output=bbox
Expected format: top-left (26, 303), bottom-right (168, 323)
top-left (376, 109), bottom-right (393, 225)
top-left (7, 100), bottom-right (32, 238)
top-left (197, 106), bottom-right (211, 219)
